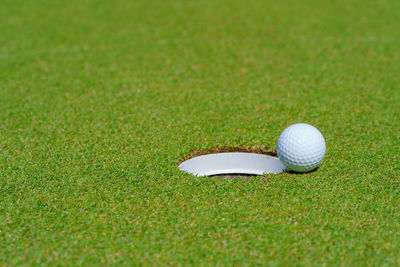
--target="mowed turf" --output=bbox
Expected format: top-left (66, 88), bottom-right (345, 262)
top-left (0, 0), bottom-right (399, 265)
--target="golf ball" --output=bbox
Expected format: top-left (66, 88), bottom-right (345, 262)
top-left (277, 123), bottom-right (326, 172)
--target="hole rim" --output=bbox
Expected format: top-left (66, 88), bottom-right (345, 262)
top-left (178, 145), bottom-right (278, 165)
top-left (178, 150), bottom-right (287, 177)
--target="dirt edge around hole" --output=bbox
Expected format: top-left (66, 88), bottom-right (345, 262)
top-left (179, 145), bottom-right (277, 165)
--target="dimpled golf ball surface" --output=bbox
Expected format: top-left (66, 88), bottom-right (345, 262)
top-left (277, 123), bottom-right (326, 172)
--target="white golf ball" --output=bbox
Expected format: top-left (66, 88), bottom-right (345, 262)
top-left (277, 123), bottom-right (326, 172)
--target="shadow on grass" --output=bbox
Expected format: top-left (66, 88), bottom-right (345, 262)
top-left (284, 167), bottom-right (320, 175)
top-left (209, 167), bottom-right (319, 179)
top-left (209, 173), bottom-right (259, 179)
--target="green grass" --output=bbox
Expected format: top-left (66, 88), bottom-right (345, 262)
top-left (1, 0), bottom-right (399, 265)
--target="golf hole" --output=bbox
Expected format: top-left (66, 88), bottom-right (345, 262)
top-left (178, 146), bottom-right (288, 177)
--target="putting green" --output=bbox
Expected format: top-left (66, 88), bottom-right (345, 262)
top-left (0, 0), bottom-right (399, 265)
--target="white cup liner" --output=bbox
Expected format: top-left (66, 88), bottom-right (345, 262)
top-left (178, 152), bottom-right (288, 176)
